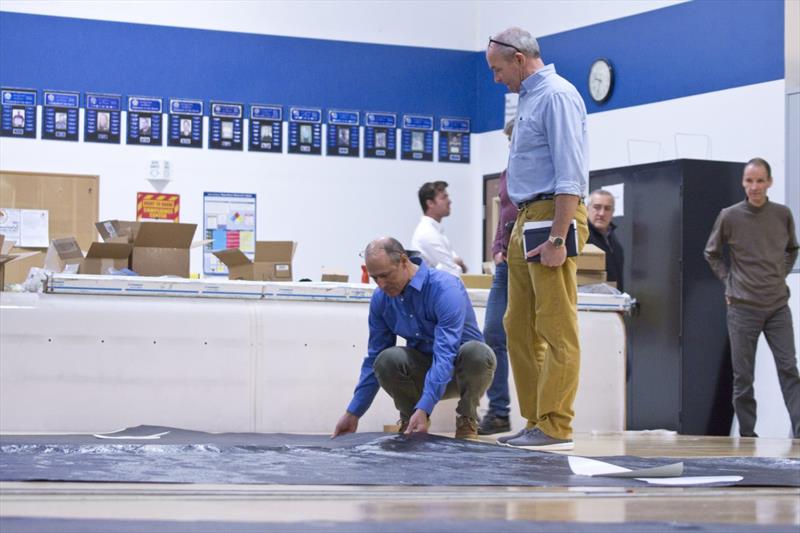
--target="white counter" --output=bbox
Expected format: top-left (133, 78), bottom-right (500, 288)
top-left (1, 278), bottom-right (627, 434)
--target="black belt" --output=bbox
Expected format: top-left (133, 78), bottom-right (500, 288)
top-left (517, 193), bottom-right (555, 210)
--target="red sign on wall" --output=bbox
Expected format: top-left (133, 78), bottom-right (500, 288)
top-left (137, 193), bottom-right (180, 222)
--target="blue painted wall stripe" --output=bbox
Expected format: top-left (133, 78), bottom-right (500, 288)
top-left (0, 0), bottom-right (784, 135)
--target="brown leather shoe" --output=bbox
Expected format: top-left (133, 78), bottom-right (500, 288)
top-left (455, 415), bottom-right (479, 441)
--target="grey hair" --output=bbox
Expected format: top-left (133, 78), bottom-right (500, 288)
top-left (589, 189), bottom-right (615, 205)
top-left (364, 237), bottom-right (407, 264)
top-left (490, 27), bottom-right (541, 59)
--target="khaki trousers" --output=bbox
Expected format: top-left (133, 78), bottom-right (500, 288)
top-left (504, 199), bottom-right (588, 439)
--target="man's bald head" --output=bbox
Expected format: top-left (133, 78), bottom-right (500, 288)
top-left (364, 237), bottom-right (407, 264)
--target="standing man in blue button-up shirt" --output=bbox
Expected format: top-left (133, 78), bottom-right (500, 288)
top-left (332, 237), bottom-right (496, 441)
top-left (486, 27), bottom-right (589, 450)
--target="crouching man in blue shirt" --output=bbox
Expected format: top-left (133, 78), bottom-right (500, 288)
top-left (332, 237), bottom-right (496, 441)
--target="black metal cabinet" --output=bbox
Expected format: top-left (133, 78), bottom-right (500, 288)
top-left (590, 159), bottom-right (744, 435)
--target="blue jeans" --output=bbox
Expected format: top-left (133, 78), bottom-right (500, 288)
top-left (483, 261), bottom-right (510, 417)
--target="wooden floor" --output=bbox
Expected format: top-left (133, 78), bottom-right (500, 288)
top-left (1, 431), bottom-right (798, 529)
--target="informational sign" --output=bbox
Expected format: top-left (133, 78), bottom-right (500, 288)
top-left (42, 91), bottom-right (79, 142)
top-left (364, 111), bottom-right (397, 159)
top-left (137, 193), bottom-right (180, 222)
top-left (602, 183), bottom-right (625, 217)
top-left (0, 207), bottom-right (49, 247)
top-left (0, 87), bottom-right (37, 139)
top-left (168, 98), bottom-right (203, 148)
top-left (249, 104), bottom-right (282, 153)
top-left (288, 107), bottom-right (322, 155)
top-left (209, 102), bottom-right (243, 151)
top-left (401, 114), bottom-right (434, 161)
top-left (203, 192), bottom-right (256, 275)
top-left (438, 117), bottom-right (470, 163)
top-left (326, 109), bottom-right (359, 157)
top-left (85, 93), bottom-right (121, 144)
top-left (127, 96), bottom-right (163, 146)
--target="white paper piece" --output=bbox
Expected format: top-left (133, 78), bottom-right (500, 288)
top-left (568, 456), bottom-right (742, 486)
top-left (569, 456), bottom-right (630, 476)
top-left (637, 475), bottom-right (743, 486)
top-left (601, 183), bottom-right (624, 217)
top-left (567, 456), bottom-right (683, 477)
top-left (93, 429), bottom-right (170, 440)
top-left (19, 209), bottom-right (49, 247)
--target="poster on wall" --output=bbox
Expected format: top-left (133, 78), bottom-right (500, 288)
top-left (438, 117), bottom-right (470, 163)
top-left (209, 102), bottom-right (243, 151)
top-left (0, 87), bottom-right (37, 139)
top-left (127, 96), bottom-right (163, 146)
top-left (401, 114), bottom-right (434, 161)
top-left (0, 207), bottom-right (49, 247)
top-left (326, 109), bottom-right (359, 157)
top-left (249, 104), bottom-right (282, 153)
top-left (168, 98), bottom-right (203, 148)
top-left (288, 107), bottom-right (321, 155)
top-left (84, 93), bottom-right (121, 144)
top-left (203, 192), bottom-right (256, 275)
top-left (364, 111), bottom-right (396, 159)
top-left (42, 90), bottom-right (79, 142)
top-left (136, 193), bottom-right (180, 222)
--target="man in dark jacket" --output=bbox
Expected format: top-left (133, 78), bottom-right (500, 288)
top-left (586, 189), bottom-right (624, 292)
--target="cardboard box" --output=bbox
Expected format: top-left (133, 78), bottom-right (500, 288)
top-left (213, 241), bottom-right (296, 281)
top-left (321, 273), bottom-right (349, 282)
top-left (576, 244), bottom-right (606, 271)
top-left (44, 237), bottom-right (84, 273)
top-left (461, 274), bottom-right (493, 289)
top-left (131, 222), bottom-right (197, 278)
top-left (96, 220), bottom-right (141, 244)
top-left (80, 242), bottom-right (133, 275)
top-left (0, 250), bottom-right (43, 288)
top-left (577, 270), bottom-right (607, 286)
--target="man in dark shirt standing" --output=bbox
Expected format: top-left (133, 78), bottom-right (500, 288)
top-left (332, 237), bottom-right (496, 441)
top-left (704, 157), bottom-right (800, 438)
top-left (586, 189), bottom-right (625, 292)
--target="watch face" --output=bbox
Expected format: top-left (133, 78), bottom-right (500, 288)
top-left (589, 59), bottom-right (613, 104)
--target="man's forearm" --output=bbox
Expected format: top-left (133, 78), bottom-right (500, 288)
top-left (551, 194), bottom-right (579, 237)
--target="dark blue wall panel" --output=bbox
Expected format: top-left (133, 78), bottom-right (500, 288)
top-left (477, 0), bottom-right (784, 131)
top-left (0, 0), bottom-right (784, 135)
top-left (0, 12), bottom-right (476, 127)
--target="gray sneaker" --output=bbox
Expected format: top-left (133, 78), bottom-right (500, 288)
top-left (478, 413), bottom-right (511, 435)
top-left (504, 428), bottom-right (574, 451)
top-left (495, 428), bottom-right (527, 444)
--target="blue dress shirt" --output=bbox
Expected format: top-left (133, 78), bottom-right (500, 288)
top-left (507, 63), bottom-right (588, 206)
top-left (346, 257), bottom-right (484, 417)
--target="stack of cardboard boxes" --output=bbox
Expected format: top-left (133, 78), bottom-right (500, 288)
top-left (39, 220), bottom-right (198, 279)
top-left (576, 243), bottom-right (608, 286)
top-left (2, 218), bottom-right (306, 289)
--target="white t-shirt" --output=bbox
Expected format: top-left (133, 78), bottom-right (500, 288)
top-left (410, 215), bottom-right (461, 276)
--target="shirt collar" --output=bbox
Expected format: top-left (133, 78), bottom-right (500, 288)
top-left (422, 215), bottom-right (442, 230)
top-left (520, 63), bottom-right (556, 96)
top-left (405, 256), bottom-right (427, 293)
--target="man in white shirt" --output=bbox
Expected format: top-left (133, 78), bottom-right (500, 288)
top-left (411, 181), bottom-right (467, 276)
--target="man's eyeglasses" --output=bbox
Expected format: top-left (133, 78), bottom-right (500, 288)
top-left (488, 38), bottom-right (523, 54)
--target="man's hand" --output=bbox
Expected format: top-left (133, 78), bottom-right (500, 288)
top-left (526, 241), bottom-right (567, 267)
top-left (493, 251), bottom-right (506, 265)
top-left (404, 408), bottom-right (430, 435)
top-left (332, 412), bottom-right (359, 438)
top-left (455, 257), bottom-right (468, 273)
